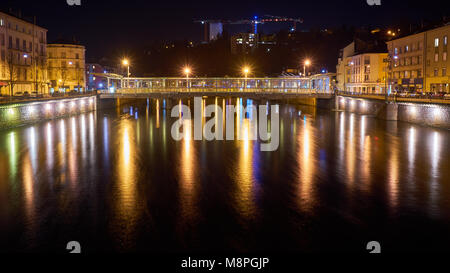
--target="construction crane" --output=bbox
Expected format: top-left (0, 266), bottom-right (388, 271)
top-left (195, 15), bottom-right (303, 42)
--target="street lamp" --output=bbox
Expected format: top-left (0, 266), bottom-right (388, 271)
top-left (303, 59), bottom-right (311, 77)
top-left (122, 59), bottom-right (130, 88)
top-left (184, 66), bottom-right (191, 92)
top-left (242, 66), bottom-right (250, 91)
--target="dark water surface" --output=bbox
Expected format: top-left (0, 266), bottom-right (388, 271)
top-left (0, 97), bottom-right (449, 253)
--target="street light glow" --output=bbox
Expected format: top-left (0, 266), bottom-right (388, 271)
top-left (122, 59), bottom-right (129, 66)
top-left (243, 66), bottom-right (250, 77)
top-left (184, 67), bottom-right (191, 76)
top-left (304, 59), bottom-right (311, 66)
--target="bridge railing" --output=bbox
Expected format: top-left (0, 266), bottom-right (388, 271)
top-left (102, 76), bottom-right (336, 95)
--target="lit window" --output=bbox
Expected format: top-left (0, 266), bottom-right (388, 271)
top-left (435, 53), bottom-right (439, 62)
top-left (434, 38), bottom-right (439, 47)
top-left (0, 19), bottom-right (4, 26)
top-left (443, 68), bottom-right (447, 76)
top-left (444, 52), bottom-right (447, 61)
top-left (444, 36), bottom-right (448, 46)
top-left (434, 68), bottom-right (438, 76)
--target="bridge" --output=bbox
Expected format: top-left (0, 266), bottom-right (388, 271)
top-left (96, 74), bottom-right (336, 99)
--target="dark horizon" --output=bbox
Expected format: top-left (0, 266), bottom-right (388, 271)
top-left (0, 0), bottom-right (448, 61)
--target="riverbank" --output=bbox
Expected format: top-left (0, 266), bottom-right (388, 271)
top-left (335, 95), bottom-right (450, 129)
top-left (0, 96), bottom-right (97, 130)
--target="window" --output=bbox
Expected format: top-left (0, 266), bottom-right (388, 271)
top-left (444, 52), bottom-right (447, 61)
top-left (435, 53), bottom-right (439, 62)
top-left (364, 56), bottom-right (370, 64)
top-left (394, 48), bottom-right (398, 54)
top-left (0, 34), bottom-right (4, 46)
top-left (0, 19), bottom-right (4, 26)
top-left (443, 68), bottom-right (447, 76)
top-left (15, 38), bottom-right (19, 49)
top-left (444, 36), bottom-right (448, 46)
top-left (417, 69), bottom-right (422, 77)
top-left (405, 45), bottom-right (409, 52)
top-left (405, 71), bottom-right (410, 78)
top-left (434, 68), bottom-right (438, 76)
top-left (23, 40), bottom-right (26, 51)
top-left (1, 50), bottom-right (5, 61)
top-left (76, 53), bottom-right (79, 59)
top-left (435, 38), bottom-right (439, 47)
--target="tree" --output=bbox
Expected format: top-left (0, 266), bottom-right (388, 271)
top-left (6, 51), bottom-right (18, 96)
top-left (59, 62), bottom-right (68, 92)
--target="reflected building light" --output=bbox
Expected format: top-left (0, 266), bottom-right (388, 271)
top-left (8, 132), bottom-right (18, 178)
top-left (46, 123), bottom-right (54, 170)
top-left (429, 131), bottom-right (441, 216)
top-left (81, 115), bottom-right (87, 161)
top-left (59, 103), bottom-right (65, 111)
top-left (28, 127), bottom-right (38, 171)
top-left (156, 99), bottom-right (160, 129)
top-left (349, 114), bottom-right (355, 140)
top-left (408, 127), bottom-right (416, 172)
top-left (431, 131), bottom-right (441, 178)
top-left (388, 139), bottom-right (400, 212)
top-left (89, 113), bottom-right (95, 162)
top-left (103, 117), bottom-right (109, 160)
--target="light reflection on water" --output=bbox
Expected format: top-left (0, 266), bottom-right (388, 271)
top-left (0, 97), bottom-right (449, 252)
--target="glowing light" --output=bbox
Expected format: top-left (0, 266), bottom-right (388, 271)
top-left (184, 67), bottom-right (191, 76)
top-left (80, 100), bottom-right (85, 107)
top-left (122, 59), bottom-right (129, 66)
top-left (45, 104), bottom-right (52, 111)
top-left (58, 103), bottom-right (65, 111)
top-left (304, 59), bottom-right (311, 66)
top-left (433, 107), bottom-right (443, 120)
top-left (70, 101), bottom-right (76, 108)
top-left (242, 66), bottom-right (250, 77)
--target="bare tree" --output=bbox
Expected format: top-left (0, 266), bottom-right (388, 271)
top-left (59, 63), bottom-right (68, 92)
top-left (6, 51), bottom-right (18, 96)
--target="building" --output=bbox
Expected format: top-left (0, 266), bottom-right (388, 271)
top-left (47, 41), bottom-right (86, 92)
top-left (386, 23), bottom-right (449, 93)
top-left (231, 33), bottom-right (258, 54)
top-left (337, 40), bottom-right (388, 94)
top-left (86, 63), bottom-right (121, 91)
top-left (386, 32), bottom-right (426, 93)
top-left (425, 24), bottom-right (449, 93)
top-left (0, 11), bottom-right (48, 96)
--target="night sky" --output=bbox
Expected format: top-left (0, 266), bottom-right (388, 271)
top-left (1, 0), bottom-right (447, 60)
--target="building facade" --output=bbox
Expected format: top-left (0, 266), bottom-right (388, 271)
top-left (425, 24), bottom-right (449, 93)
top-left (337, 40), bottom-right (388, 94)
top-left (386, 23), bottom-right (449, 93)
top-left (47, 42), bottom-right (86, 92)
top-left (386, 32), bottom-right (426, 93)
top-left (0, 12), bottom-right (48, 96)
